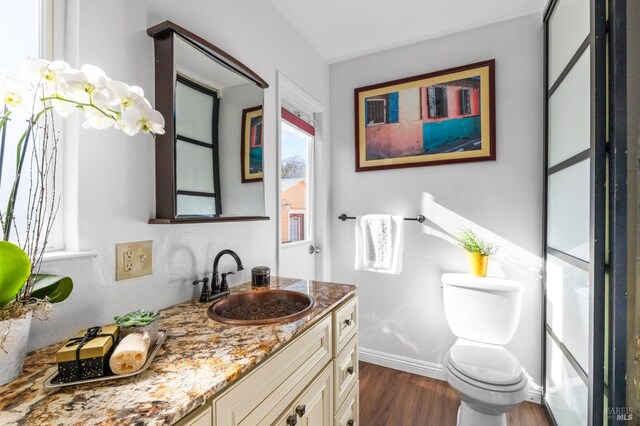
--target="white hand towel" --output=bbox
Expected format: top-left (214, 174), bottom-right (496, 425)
top-left (355, 214), bottom-right (404, 274)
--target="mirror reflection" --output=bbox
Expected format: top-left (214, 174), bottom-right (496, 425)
top-left (173, 34), bottom-right (265, 218)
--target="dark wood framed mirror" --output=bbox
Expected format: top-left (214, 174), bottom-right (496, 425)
top-left (147, 21), bottom-right (269, 224)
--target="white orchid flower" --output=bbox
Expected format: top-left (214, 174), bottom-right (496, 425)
top-left (121, 105), bottom-right (165, 136)
top-left (20, 58), bottom-right (70, 91)
top-left (107, 80), bottom-right (149, 112)
top-left (0, 76), bottom-right (39, 119)
top-left (53, 68), bottom-right (106, 117)
top-left (83, 89), bottom-right (116, 128)
top-left (57, 64), bottom-right (111, 105)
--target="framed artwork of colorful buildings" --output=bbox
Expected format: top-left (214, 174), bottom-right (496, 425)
top-left (354, 60), bottom-right (496, 171)
top-left (241, 106), bottom-right (263, 182)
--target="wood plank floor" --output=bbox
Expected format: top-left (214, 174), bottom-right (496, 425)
top-left (359, 362), bottom-right (552, 426)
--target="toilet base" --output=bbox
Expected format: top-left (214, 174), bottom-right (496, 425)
top-left (458, 401), bottom-right (507, 426)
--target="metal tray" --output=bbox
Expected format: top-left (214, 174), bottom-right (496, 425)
top-left (44, 330), bottom-right (167, 388)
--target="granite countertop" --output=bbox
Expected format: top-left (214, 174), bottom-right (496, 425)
top-left (0, 277), bottom-right (357, 426)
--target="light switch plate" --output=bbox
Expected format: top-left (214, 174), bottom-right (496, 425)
top-left (116, 241), bottom-right (153, 281)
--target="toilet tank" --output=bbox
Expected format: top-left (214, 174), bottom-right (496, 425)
top-left (442, 273), bottom-right (524, 345)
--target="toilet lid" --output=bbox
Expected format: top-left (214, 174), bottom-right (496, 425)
top-left (447, 341), bottom-right (525, 386)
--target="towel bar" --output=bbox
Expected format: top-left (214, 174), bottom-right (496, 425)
top-left (338, 213), bottom-right (425, 223)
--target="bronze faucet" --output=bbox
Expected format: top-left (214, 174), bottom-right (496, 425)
top-left (193, 249), bottom-right (244, 303)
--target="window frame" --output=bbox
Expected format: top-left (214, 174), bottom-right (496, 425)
top-left (459, 88), bottom-right (471, 115)
top-left (428, 86), bottom-right (448, 119)
top-left (365, 98), bottom-right (387, 126)
top-left (279, 115), bottom-right (314, 247)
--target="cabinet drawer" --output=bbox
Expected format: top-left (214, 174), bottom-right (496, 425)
top-left (217, 315), bottom-right (332, 426)
top-left (333, 296), bottom-right (358, 356)
top-left (334, 334), bottom-right (358, 411)
top-left (335, 381), bottom-right (359, 426)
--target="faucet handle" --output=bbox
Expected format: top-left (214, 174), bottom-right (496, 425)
top-left (193, 277), bottom-right (212, 303)
top-left (220, 272), bottom-right (234, 293)
top-left (193, 277), bottom-right (209, 286)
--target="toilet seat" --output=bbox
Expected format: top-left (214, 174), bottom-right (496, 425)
top-left (445, 340), bottom-right (526, 392)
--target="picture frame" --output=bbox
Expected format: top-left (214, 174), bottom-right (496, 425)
top-left (241, 106), bottom-right (264, 182)
top-left (354, 60), bottom-right (496, 172)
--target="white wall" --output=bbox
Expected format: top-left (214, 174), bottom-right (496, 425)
top-left (218, 83), bottom-right (264, 215)
top-left (29, 0), bottom-right (329, 351)
top-left (329, 14), bottom-right (544, 394)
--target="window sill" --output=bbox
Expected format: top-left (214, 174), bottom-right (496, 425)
top-left (41, 250), bottom-right (98, 264)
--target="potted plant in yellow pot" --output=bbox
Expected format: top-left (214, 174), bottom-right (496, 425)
top-left (455, 228), bottom-right (498, 277)
top-left (0, 59), bottom-right (164, 385)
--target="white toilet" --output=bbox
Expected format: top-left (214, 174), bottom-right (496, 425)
top-left (441, 273), bottom-right (529, 426)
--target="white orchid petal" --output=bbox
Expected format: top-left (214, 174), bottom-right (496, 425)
top-left (147, 109), bottom-right (165, 126)
top-left (50, 99), bottom-right (77, 118)
top-left (91, 90), bottom-right (113, 110)
top-left (82, 108), bottom-right (115, 130)
top-left (80, 64), bottom-right (106, 81)
top-left (20, 58), bottom-right (49, 82)
top-left (130, 85), bottom-right (144, 97)
top-left (107, 80), bottom-right (129, 97)
top-left (49, 60), bottom-right (71, 72)
top-left (133, 95), bottom-right (151, 109)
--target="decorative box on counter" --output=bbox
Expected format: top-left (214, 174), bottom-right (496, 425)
top-left (55, 325), bottom-right (120, 382)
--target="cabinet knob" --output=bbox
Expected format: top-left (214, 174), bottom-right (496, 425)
top-left (295, 405), bottom-right (306, 417)
top-left (347, 420), bottom-right (355, 426)
top-left (287, 414), bottom-right (298, 426)
top-left (344, 318), bottom-right (353, 326)
top-left (347, 366), bottom-right (354, 375)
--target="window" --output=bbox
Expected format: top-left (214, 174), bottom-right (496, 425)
top-left (288, 215), bottom-right (304, 242)
top-left (428, 86), bottom-right (448, 118)
top-left (0, 0), bottom-right (61, 249)
top-left (365, 98), bottom-right (386, 125)
top-left (280, 108), bottom-right (314, 244)
top-left (460, 88), bottom-right (471, 115)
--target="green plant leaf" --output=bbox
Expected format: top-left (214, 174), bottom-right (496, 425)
top-left (0, 241), bottom-right (31, 307)
top-left (455, 227), bottom-right (499, 256)
top-left (30, 274), bottom-right (73, 304)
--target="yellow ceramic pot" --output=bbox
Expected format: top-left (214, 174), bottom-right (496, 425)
top-left (468, 252), bottom-right (489, 277)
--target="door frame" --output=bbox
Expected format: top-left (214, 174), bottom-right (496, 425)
top-left (276, 72), bottom-right (329, 280)
top-left (542, 0), bottom-right (629, 424)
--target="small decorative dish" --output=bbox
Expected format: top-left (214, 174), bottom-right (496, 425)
top-left (43, 330), bottom-right (166, 388)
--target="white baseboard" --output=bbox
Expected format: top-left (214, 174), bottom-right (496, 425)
top-left (527, 383), bottom-right (544, 404)
top-left (359, 347), bottom-right (543, 404)
top-left (359, 347), bottom-right (446, 381)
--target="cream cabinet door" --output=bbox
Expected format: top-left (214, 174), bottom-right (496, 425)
top-left (335, 382), bottom-right (358, 426)
top-left (293, 365), bottom-right (333, 426)
top-left (333, 297), bottom-right (358, 356)
top-left (217, 316), bottom-right (332, 426)
top-left (334, 335), bottom-right (358, 410)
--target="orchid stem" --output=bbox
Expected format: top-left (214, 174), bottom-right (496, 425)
top-left (40, 95), bottom-right (117, 121)
top-left (0, 108), bottom-right (9, 190)
top-left (1, 108), bottom-right (48, 241)
top-left (3, 126), bottom-right (31, 241)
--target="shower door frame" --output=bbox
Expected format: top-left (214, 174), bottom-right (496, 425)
top-left (542, 0), bottom-right (628, 424)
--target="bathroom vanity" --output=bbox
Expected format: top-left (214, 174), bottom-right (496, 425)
top-left (0, 278), bottom-right (358, 426)
top-left (185, 288), bottom-right (358, 426)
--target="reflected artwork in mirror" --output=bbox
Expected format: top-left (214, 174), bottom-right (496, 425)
top-left (147, 21), bottom-right (269, 223)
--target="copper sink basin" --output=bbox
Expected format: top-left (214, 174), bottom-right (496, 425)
top-left (207, 290), bottom-right (315, 325)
